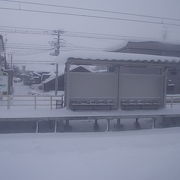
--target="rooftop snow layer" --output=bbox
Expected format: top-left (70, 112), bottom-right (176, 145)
top-left (56, 51), bottom-right (180, 64)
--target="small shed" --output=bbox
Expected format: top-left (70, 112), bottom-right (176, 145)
top-left (64, 52), bottom-right (180, 111)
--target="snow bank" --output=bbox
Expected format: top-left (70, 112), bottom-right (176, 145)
top-left (0, 128), bottom-right (180, 180)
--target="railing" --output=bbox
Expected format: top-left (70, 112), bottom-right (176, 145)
top-left (0, 94), bottom-right (180, 110)
top-left (0, 94), bottom-right (64, 110)
top-left (166, 95), bottom-right (180, 107)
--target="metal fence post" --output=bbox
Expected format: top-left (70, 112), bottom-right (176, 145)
top-left (7, 95), bottom-right (10, 110)
top-left (50, 96), bottom-right (53, 110)
top-left (152, 117), bottom-right (156, 129)
top-left (106, 119), bottom-right (110, 131)
top-left (34, 96), bottom-right (37, 110)
top-left (62, 95), bottom-right (64, 107)
top-left (36, 121), bottom-right (39, 133)
top-left (54, 120), bottom-right (57, 133)
top-left (170, 97), bottom-right (173, 108)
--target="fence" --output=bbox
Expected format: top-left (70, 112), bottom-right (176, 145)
top-left (166, 95), bottom-right (180, 107)
top-left (0, 94), bottom-right (179, 110)
top-left (0, 95), bottom-right (64, 110)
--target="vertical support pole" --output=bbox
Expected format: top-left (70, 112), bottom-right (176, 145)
top-left (116, 118), bottom-right (121, 129)
top-left (64, 119), bottom-right (72, 131)
top-left (136, 118), bottom-right (138, 123)
top-left (106, 119), bottom-right (110, 131)
top-left (152, 118), bottom-right (156, 129)
top-left (61, 95), bottom-right (64, 108)
top-left (93, 119), bottom-right (99, 131)
top-left (135, 118), bottom-right (141, 129)
top-left (36, 121), bottom-right (39, 133)
top-left (117, 66), bottom-right (120, 109)
top-left (55, 63), bottom-right (58, 96)
top-left (10, 53), bottom-right (13, 69)
top-left (66, 120), bottom-right (69, 126)
top-left (64, 63), bottom-right (70, 108)
top-left (50, 96), bottom-right (53, 110)
top-left (7, 95), bottom-right (10, 109)
top-left (59, 120), bottom-right (64, 132)
top-left (163, 68), bottom-right (168, 108)
top-left (34, 96), bottom-right (37, 110)
top-left (54, 120), bottom-right (57, 133)
top-left (170, 97), bottom-right (173, 108)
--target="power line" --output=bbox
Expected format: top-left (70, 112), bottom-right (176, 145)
top-left (6, 45), bottom-right (109, 57)
top-left (0, 25), bottom-right (53, 36)
top-left (8, 47), bottom-right (108, 58)
top-left (11, 48), bottom-right (106, 58)
top-left (11, 62), bottom-right (55, 64)
top-left (8, 42), bottom-right (49, 45)
top-left (12, 60), bottom-right (54, 63)
top-left (7, 41), bottom-right (109, 52)
top-left (7, 50), bottom-right (52, 56)
top-left (7, 42), bottom-right (50, 47)
top-left (0, 29), bottom-right (52, 35)
top-left (7, 46), bottom-right (106, 52)
top-left (0, 25), bottom-right (51, 32)
top-left (0, 25), bottom-right (161, 42)
top-left (64, 34), bottom-right (152, 41)
top-left (0, 6), bottom-right (180, 27)
top-left (1, 0), bottom-right (180, 22)
top-left (0, 29), bottom-right (156, 41)
top-left (7, 44), bottom-right (51, 49)
top-left (6, 47), bottom-right (53, 50)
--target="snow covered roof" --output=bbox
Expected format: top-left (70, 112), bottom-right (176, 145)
top-left (56, 51), bottom-right (180, 65)
top-left (113, 41), bottom-right (180, 57)
top-left (42, 74), bottom-right (56, 84)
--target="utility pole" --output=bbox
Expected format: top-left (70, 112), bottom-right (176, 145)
top-left (161, 19), bottom-right (167, 41)
top-left (56, 30), bottom-right (60, 56)
top-left (7, 53), bottom-right (13, 69)
top-left (54, 30), bottom-right (60, 96)
top-left (50, 30), bottom-right (64, 96)
top-left (51, 30), bottom-right (64, 56)
top-left (10, 53), bottom-right (13, 69)
top-left (55, 63), bottom-right (58, 96)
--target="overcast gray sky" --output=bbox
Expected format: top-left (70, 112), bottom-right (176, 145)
top-left (0, 0), bottom-right (180, 71)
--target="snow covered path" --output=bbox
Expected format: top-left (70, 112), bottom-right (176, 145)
top-left (1, 103), bottom-right (180, 120)
top-left (0, 128), bottom-right (180, 180)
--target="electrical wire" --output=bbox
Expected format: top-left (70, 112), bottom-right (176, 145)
top-left (0, 25), bottom-right (161, 42)
top-left (6, 47), bottom-right (53, 50)
top-left (1, 0), bottom-right (180, 22)
top-left (7, 42), bottom-right (51, 47)
top-left (0, 6), bottom-right (180, 27)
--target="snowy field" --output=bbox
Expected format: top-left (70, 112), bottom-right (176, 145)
top-left (13, 82), bottom-right (64, 96)
top-left (0, 128), bottom-right (180, 180)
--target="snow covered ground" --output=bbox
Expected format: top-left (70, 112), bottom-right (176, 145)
top-left (1, 103), bottom-right (180, 119)
top-left (0, 127), bottom-right (180, 180)
top-left (13, 82), bottom-right (63, 96)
